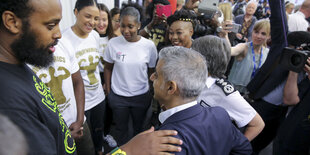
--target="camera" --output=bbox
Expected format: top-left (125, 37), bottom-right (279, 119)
top-left (225, 23), bottom-right (241, 33)
top-left (194, 14), bottom-right (218, 37)
top-left (279, 47), bottom-right (310, 73)
top-left (194, 0), bottom-right (221, 38)
top-left (198, 0), bottom-right (219, 15)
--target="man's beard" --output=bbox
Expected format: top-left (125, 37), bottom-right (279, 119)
top-left (11, 21), bottom-right (56, 68)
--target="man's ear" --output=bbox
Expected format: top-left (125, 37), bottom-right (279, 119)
top-left (2, 11), bottom-right (22, 34)
top-left (167, 81), bottom-right (178, 95)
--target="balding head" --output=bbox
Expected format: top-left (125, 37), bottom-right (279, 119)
top-left (300, 0), bottom-right (310, 18)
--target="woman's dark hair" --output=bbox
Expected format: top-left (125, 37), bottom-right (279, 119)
top-left (120, 6), bottom-right (141, 23)
top-left (146, 0), bottom-right (170, 19)
top-left (0, 0), bottom-right (33, 25)
top-left (110, 7), bottom-right (120, 18)
top-left (97, 3), bottom-right (115, 39)
top-left (74, 0), bottom-right (98, 12)
top-left (121, 2), bottom-right (143, 22)
top-left (167, 9), bottom-right (197, 28)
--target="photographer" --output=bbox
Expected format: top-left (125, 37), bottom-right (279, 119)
top-left (245, 0), bottom-right (289, 153)
top-left (273, 32), bottom-right (310, 155)
top-left (184, 0), bottom-right (238, 41)
top-left (182, 0), bottom-right (221, 38)
top-left (194, 10), bottom-right (223, 38)
top-left (273, 63), bottom-right (310, 154)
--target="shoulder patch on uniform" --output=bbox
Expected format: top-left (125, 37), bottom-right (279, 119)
top-left (215, 78), bottom-right (236, 96)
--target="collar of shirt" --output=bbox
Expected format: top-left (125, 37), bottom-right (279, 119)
top-left (296, 11), bottom-right (306, 18)
top-left (205, 76), bottom-right (217, 88)
top-left (159, 100), bottom-right (197, 124)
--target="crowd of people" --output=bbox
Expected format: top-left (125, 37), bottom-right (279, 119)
top-left (0, 0), bottom-right (309, 154)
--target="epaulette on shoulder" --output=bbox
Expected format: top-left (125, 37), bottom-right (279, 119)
top-left (215, 78), bottom-right (236, 96)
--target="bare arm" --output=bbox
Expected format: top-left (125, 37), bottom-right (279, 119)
top-left (70, 70), bottom-right (85, 139)
top-left (139, 8), bottom-right (167, 38)
top-left (219, 20), bottom-right (233, 48)
top-left (231, 43), bottom-right (248, 57)
top-left (139, 24), bottom-right (151, 38)
top-left (104, 61), bottom-right (114, 95)
top-left (283, 71), bottom-right (300, 105)
top-left (243, 113), bottom-right (265, 141)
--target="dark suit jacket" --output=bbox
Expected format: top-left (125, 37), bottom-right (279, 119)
top-left (158, 104), bottom-right (252, 155)
top-left (247, 0), bottom-right (289, 99)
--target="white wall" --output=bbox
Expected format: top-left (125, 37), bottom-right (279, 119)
top-left (98, 0), bottom-right (115, 10)
top-left (59, 0), bottom-right (77, 31)
top-left (59, 0), bottom-right (115, 32)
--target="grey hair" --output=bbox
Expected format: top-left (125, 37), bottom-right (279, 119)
top-left (246, 0), bottom-right (258, 9)
top-left (159, 46), bottom-right (207, 99)
top-left (192, 35), bottom-right (231, 78)
top-left (120, 6), bottom-right (140, 23)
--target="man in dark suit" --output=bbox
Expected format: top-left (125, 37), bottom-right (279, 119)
top-left (246, 0), bottom-right (289, 154)
top-left (150, 46), bottom-right (252, 155)
top-left (273, 56), bottom-right (310, 155)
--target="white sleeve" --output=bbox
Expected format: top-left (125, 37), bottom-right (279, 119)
top-left (148, 42), bottom-right (158, 68)
top-left (103, 41), bottom-right (115, 63)
top-left (70, 54), bottom-right (80, 74)
top-left (225, 91), bottom-right (257, 128)
top-left (57, 41), bottom-right (79, 74)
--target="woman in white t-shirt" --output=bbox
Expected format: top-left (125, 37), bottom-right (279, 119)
top-left (62, 0), bottom-right (105, 154)
top-left (95, 3), bottom-right (116, 83)
top-left (95, 3), bottom-right (118, 149)
top-left (104, 6), bottom-right (158, 146)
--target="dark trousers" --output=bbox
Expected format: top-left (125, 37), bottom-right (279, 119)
top-left (85, 100), bottom-right (106, 153)
top-left (108, 91), bottom-right (151, 145)
top-left (75, 122), bottom-right (95, 155)
top-left (250, 99), bottom-right (287, 155)
top-left (273, 86), bottom-right (310, 155)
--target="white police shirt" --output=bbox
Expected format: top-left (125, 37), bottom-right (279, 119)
top-left (197, 76), bottom-right (257, 128)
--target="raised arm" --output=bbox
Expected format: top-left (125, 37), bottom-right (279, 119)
top-left (231, 43), bottom-right (248, 57)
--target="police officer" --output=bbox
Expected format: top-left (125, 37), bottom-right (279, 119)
top-left (192, 35), bottom-right (265, 141)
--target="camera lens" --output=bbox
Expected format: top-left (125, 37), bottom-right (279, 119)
top-left (291, 54), bottom-right (302, 66)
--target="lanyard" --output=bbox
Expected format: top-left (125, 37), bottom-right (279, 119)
top-left (250, 42), bottom-right (263, 79)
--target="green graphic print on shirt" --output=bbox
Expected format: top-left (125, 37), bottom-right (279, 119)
top-left (33, 75), bottom-right (76, 154)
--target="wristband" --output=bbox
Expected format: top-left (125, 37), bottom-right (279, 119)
top-left (110, 147), bottom-right (127, 155)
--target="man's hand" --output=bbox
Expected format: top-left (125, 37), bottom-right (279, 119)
top-left (236, 33), bottom-right (243, 40)
top-left (120, 126), bottom-right (183, 155)
top-left (69, 121), bottom-right (83, 140)
top-left (185, 0), bottom-right (200, 10)
top-left (149, 5), bottom-right (168, 28)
